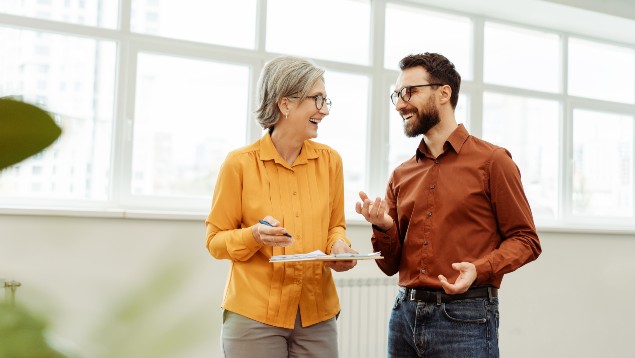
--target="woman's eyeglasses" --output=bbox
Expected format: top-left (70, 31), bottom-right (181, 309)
top-left (290, 95), bottom-right (332, 110)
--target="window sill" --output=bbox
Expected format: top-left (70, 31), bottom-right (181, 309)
top-left (1, 207), bottom-right (634, 235)
top-left (0, 206), bottom-right (207, 221)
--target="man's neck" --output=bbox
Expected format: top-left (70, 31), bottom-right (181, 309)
top-left (423, 118), bottom-right (458, 158)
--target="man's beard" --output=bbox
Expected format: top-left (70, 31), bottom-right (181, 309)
top-left (402, 98), bottom-right (440, 137)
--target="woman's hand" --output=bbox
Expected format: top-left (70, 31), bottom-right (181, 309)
top-left (252, 216), bottom-right (294, 247)
top-left (324, 239), bottom-right (357, 272)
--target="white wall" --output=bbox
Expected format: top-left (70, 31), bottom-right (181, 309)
top-left (1, 214), bottom-right (634, 357)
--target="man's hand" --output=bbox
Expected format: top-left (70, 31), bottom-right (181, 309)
top-left (438, 262), bottom-right (477, 294)
top-left (324, 239), bottom-right (357, 272)
top-left (355, 191), bottom-right (393, 231)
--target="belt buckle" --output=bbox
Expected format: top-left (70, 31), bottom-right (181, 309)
top-left (409, 289), bottom-right (416, 301)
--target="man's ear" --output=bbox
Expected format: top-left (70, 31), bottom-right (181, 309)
top-left (438, 85), bottom-right (452, 106)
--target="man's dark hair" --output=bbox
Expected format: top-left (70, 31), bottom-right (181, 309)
top-left (399, 52), bottom-right (461, 109)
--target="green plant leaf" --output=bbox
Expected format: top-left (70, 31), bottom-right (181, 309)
top-left (0, 99), bottom-right (62, 170)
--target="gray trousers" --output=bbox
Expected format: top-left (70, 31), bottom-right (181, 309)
top-left (221, 309), bottom-right (338, 358)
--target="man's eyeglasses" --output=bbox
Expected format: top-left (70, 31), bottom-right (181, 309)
top-left (291, 95), bottom-right (332, 110)
top-left (390, 84), bottom-right (443, 105)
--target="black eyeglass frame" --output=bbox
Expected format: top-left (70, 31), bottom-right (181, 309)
top-left (289, 95), bottom-right (332, 110)
top-left (390, 83), bottom-right (443, 105)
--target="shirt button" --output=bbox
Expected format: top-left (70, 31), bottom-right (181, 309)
top-left (424, 240), bottom-right (429, 245)
top-left (427, 211), bottom-right (432, 217)
top-left (421, 269), bottom-right (427, 274)
top-left (434, 159), bottom-right (439, 164)
top-left (430, 184), bottom-right (436, 189)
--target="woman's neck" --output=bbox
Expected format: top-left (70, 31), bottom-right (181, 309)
top-left (270, 130), bottom-right (303, 166)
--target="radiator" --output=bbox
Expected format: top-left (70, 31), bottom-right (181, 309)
top-left (335, 277), bottom-right (398, 358)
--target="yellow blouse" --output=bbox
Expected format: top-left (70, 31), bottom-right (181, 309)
top-left (205, 132), bottom-right (349, 329)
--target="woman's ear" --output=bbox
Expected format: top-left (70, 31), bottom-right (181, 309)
top-left (277, 97), bottom-right (289, 114)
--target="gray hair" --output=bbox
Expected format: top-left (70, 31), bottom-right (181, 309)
top-left (255, 56), bottom-right (325, 130)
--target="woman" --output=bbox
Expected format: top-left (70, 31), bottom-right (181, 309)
top-left (205, 55), bottom-right (357, 358)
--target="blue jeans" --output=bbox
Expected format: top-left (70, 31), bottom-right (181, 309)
top-left (387, 287), bottom-right (499, 358)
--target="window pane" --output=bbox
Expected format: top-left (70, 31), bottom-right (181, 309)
top-left (315, 71), bottom-right (368, 217)
top-left (132, 54), bottom-right (249, 197)
top-left (482, 93), bottom-right (559, 219)
top-left (267, 0), bottom-right (370, 65)
top-left (0, 0), bottom-right (118, 28)
top-left (388, 93), bottom-right (468, 174)
top-left (569, 38), bottom-right (635, 104)
top-left (385, 5), bottom-right (472, 80)
top-left (572, 109), bottom-right (633, 217)
top-left (131, 0), bottom-right (257, 49)
top-left (484, 23), bottom-right (560, 93)
top-left (0, 27), bottom-right (116, 200)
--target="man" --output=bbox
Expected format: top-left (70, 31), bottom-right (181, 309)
top-left (355, 52), bottom-right (542, 357)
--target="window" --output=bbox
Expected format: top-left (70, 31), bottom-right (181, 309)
top-left (130, 0), bottom-right (257, 49)
top-left (130, 54), bottom-right (250, 201)
top-left (1, 1), bottom-right (634, 229)
top-left (385, 5), bottom-right (473, 80)
top-left (317, 71), bottom-right (369, 212)
top-left (572, 109), bottom-right (633, 217)
top-left (568, 38), bottom-right (635, 104)
top-left (0, 0), bottom-right (118, 28)
top-left (267, 0), bottom-right (371, 65)
top-left (0, 27), bottom-right (116, 201)
top-left (484, 23), bottom-right (560, 93)
top-left (482, 93), bottom-right (560, 218)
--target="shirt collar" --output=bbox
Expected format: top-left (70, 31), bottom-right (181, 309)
top-left (415, 123), bottom-right (470, 161)
top-left (259, 131), bottom-right (319, 167)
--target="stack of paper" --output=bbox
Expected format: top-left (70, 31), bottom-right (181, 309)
top-left (269, 250), bottom-right (383, 262)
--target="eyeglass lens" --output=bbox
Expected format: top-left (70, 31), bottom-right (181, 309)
top-left (314, 95), bottom-right (332, 110)
top-left (390, 87), bottom-right (410, 105)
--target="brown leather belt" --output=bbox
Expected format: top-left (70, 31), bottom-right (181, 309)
top-left (404, 286), bottom-right (498, 303)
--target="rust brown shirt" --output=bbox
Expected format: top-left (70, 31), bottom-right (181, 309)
top-left (372, 124), bottom-right (541, 289)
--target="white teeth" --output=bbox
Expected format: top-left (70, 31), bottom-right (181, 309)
top-left (309, 118), bottom-right (321, 124)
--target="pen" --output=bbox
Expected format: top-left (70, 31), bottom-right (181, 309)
top-left (258, 220), bottom-right (292, 237)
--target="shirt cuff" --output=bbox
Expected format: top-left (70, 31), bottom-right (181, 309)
top-left (240, 227), bottom-right (263, 253)
top-left (327, 238), bottom-right (350, 254)
top-left (372, 224), bottom-right (397, 239)
top-left (472, 258), bottom-right (492, 285)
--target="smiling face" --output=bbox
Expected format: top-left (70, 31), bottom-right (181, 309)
top-left (287, 79), bottom-right (330, 140)
top-left (394, 67), bottom-right (441, 137)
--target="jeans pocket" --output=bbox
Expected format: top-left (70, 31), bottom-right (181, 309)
top-left (441, 299), bottom-right (488, 324)
top-left (393, 288), bottom-right (406, 310)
